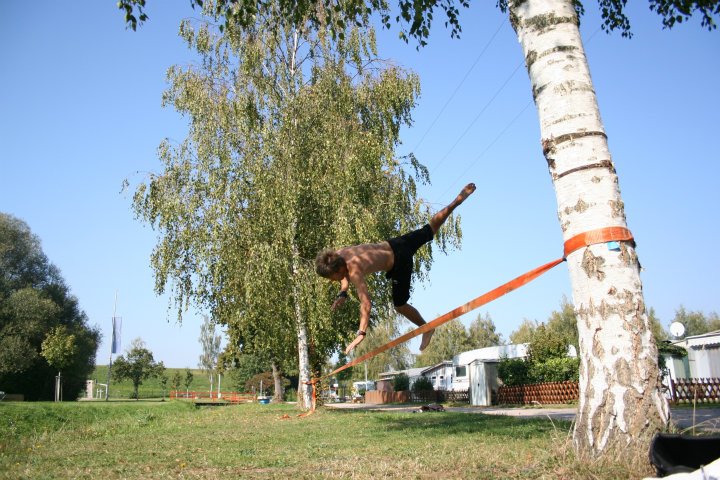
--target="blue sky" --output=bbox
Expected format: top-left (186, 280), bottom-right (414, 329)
top-left (1, 1), bottom-right (718, 368)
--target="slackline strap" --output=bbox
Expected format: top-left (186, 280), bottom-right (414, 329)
top-left (300, 226), bottom-right (633, 415)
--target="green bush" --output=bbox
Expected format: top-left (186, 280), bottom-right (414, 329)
top-left (393, 373), bottom-right (409, 391)
top-left (412, 376), bottom-right (434, 392)
top-left (498, 356), bottom-right (579, 386)
top-left (498, 358), bottom-right (530, 386)
top-left (528, 357), bottom-right (579, 383)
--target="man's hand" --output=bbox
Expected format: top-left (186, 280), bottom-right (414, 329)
top-left (331, 296), bottom-right (347, 311)
top-left (344, 334), bottom-right (365, 355)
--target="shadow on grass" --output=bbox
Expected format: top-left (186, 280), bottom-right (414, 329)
top-left (329, 409), bottom-right (572, 439)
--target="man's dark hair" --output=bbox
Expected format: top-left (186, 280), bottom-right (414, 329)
top-left (315, 249), bottom-right (346, 277)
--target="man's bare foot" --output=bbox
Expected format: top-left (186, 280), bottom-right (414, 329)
top-left (419, 329), bottom-right (434, 351)
top-left (456, 183), bottom-right (476, 204)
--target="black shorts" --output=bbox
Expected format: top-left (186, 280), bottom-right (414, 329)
top-left (385, 224), bottom-right (434, 307)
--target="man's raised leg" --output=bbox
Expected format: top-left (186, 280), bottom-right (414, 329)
top-left (395, 303), bottom-right (434, 351)
top-left (429, 183), bottom-right (476, 233)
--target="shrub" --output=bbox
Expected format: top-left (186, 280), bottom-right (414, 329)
top-left (412, 376), bottom-right (434, 392)
top-left (529, 357), bottom-right (579, 383)
top-left (393, 373), bottom-right (409, 391)
top-left (498, 358), bottom-right (530, 386)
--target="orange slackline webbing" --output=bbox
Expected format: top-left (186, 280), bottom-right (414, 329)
top-left (300, 226), bottom-right (633, 415)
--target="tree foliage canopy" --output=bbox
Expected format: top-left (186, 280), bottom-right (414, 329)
top-left (120, 0), bottom-right (718, 45)
top-left (468, 312), bottom-right (503, 348)
top-left (672, 306), bottom-right (720, 337)
top-left (130, 5), bottom-right (459, 381)
top-left (41, 325), bottom-right (78, 373)
top-left (0, 213), bottom-right (100, 400)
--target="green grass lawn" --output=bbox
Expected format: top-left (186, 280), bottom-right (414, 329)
top-left (90, 366), bottom-right (214, 399)
top-left (0, 400), bottom-right (656, 479)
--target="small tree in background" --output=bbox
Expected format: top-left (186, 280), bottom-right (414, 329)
top-left (468, 313), bottom-right (502, 348)
top-left (171, 370), bottom-right (182, 392)
top-left (157, 363), bottom-right (168, 400)
top-left (41, 325), bottom-right (77, 402)
top-left (412, 376), bottom-right (434, 393)
top-left (112, 338), bottom-right (163, 400)
top-left (393, 373), bottom-right (410, 392)
top-left (672, 307), bottom-right (720, 337)
top-left (509, 319), bottom-right (539, 345)
top-left (545, 297), bottom-right (579, 353)
top-left (183, 368), bottom-right (194, 394)
top-left (198, 316), bottom-right (222, 395)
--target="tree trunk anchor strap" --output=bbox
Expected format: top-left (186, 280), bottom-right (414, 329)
top-left (563, 226), bottom-right (634, 259)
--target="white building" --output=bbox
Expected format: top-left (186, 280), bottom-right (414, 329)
top-left (420, 361), bottom-right (454, 390)
top-left (663, 330), bottom-right (720, 379)
top-left (378, 367), bottom-right (427, 389)
top-left (451, 344), bottom-right (529, 393)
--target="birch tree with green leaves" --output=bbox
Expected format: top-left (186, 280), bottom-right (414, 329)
top-left (130, 3), bottom-right (460, 408)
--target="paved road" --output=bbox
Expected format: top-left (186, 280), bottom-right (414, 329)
top-left (325, 403), bottom-right (720, 433)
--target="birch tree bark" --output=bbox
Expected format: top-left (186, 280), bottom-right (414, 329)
top-left (509, 0), bottom-right (669, 454)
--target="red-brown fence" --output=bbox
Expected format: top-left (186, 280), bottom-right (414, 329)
top-left (670, 378), bottom-right (720, 404)
top-left (170, 390), bottom-right (256, 404)
top-left (364, 389), bottom-right (470, 404)
top-left (497, 381), bottom-right (579, 405)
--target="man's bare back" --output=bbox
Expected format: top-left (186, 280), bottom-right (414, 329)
top-left (337, 242), bottom-right (394, 278)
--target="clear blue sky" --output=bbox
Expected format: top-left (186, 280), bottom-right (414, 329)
top-left (1, 1), bottom-right (718, 368)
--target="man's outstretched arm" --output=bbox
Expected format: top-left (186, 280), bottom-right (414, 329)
top-left (344, 277), bottom-right (371, 354)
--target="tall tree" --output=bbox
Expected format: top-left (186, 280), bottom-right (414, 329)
top-left (0, 213), bottom-right (100, 401)
top-left (130, 6), bottom-right (459, 409)
top-left (506, 0), bottom-right (669, 452)
top-left (467, 313), bottom-right (502, 348)
top-left (414, 318), bottom-right (471, 367)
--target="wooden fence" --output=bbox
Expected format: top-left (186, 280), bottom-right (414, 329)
top-left (365, 389), bottom-right (470, 404)
top-left (497, 381), bottom-right (579, 405)
top-left (170, 390), bottom-right (256, 404)
top-left (670, 378), bottom-right (720, 404)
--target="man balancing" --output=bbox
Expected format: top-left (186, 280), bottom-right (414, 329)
top-left (315, 183), bottom-right (476, 354)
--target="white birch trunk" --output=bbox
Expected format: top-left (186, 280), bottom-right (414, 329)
top-left (291, 240), bottom-right (313, 409)
top-left (287, 31), bottom-right (313, 410)
top-left (509, 0), bottom-right (669, 454)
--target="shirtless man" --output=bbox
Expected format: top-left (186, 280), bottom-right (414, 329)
top-left (315, 183), bottom-right (476, 354)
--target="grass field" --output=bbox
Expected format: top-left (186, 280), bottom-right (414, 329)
top-left (0, 400), bottom-right (656, 479)
top-left (90, 366), bottom-right (214, 399)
